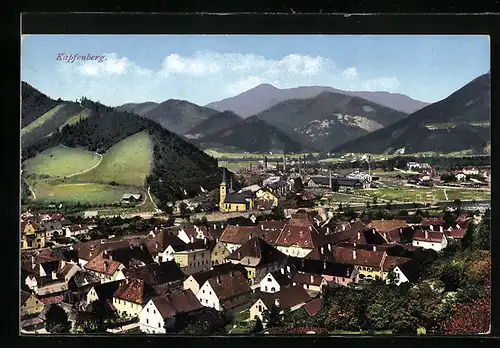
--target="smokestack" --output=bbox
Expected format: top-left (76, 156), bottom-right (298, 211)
top-left (353, 250), bottom-right (356, 259)
top-left (329, 167), bottom-right (332, 189)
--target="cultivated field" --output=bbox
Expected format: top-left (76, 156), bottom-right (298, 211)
top-left (360, 187), bottom-right (490, 203)
top-left (66, 131), bottom-right (153, 186)
top-left (30, 182), bottom-right (136, 204)
top-left (23, 145), bottom-right (101, 178)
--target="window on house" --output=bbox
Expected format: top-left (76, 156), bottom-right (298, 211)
top-left (153, 309), bottom-right (156, 314)
top-left (306, 284), bottom-right (309, 289)
top-left (265, 286), bottom-right (268, 291)
top-left (431, 243), bottom-right (434, 247)
top-left (209, 291), bottom-right (212, 295)
top-left (215, 252), bottom-right (218, 256)
top-left (416, 242), bottom-right (419, 245)
top-left (146, 319), bottom-right (149, 324)
top-left (158, 322), bottom-right (161, 328)
top-left (147, 308), bottom-right (149, 313)
top-left (267, 277), bottom-right (272, 282)
top-left (205, 299), bottom-right (208, 304)
top-left (271, 287), bottom-right (275, 292)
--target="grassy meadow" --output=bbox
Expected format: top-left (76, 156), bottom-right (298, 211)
top-left (21, 104), bottom-right (65, 136)
top-left (66, 131), bottom-right (153, 187)
top-left (23, 145), bottom-right (101, 178)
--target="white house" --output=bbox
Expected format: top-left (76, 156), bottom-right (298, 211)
top-left (64, 224), bottom-right (92, 238)
top-left (260, 267), bottom-right (294, 293)
top-left (455, 173), bottom-right (467, 181)
top-left (197, 272), bottom-right (252, 312)
top-left (392, 261), bottom-right (421, 286)
top-left (412, 230), bottom-right (448, 251)
top-left (139, 290), bottom-right (202, 334)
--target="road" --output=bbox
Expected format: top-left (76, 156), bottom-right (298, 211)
top-left (60, 144), bottom-right (103, 178)
top-left (147, 186), bottom-right (160, 212)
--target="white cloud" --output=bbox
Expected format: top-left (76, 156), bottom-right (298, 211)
top-left (53, 51), bottom-right (400, 106)
top-left (341, 67), bottom-right (359, 80)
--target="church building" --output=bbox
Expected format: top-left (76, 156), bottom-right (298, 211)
top-left (219, 168), bottom-right (255, 213)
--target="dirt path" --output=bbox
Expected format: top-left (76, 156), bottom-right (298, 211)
top-left (147, 186), bottom-right (161, 212)
top-left (59, 144), bottom-right (103, 178)
top-left (443, 189), bottom-right (448, 200)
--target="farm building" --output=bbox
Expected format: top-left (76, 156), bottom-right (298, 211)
top-left (121, 193), bottom-right (144, 204)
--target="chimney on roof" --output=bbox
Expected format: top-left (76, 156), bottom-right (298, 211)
top-left (399, 228), bottom-right (402, 236)
top-left (155, 242), bottom-right (159, 249)
top-left (126, 278), bottom-right (129, 284)
top-left (327, 244), bottom-right (331, 251)
top-left (439, 226), bottom-right (443, 232)
top-left (274, 298), bottom-right (280, 308)
top-left (214, 224), bottom-right (216, 229)
top-left (326, 227), bottom-right (330, 234)
top-left (357, 231), bottom-right (361, 240)
top-left (372, 245), bottom-right (376, 252)
top-left (100, 239), bottom-right (105, 244)
top-left (238, 251), bottom-right (241, 259)
top-left (425, 231), bottom-right (429, 240)
top-left (61, 260), bottom-right (66, 268)
top-left (323, 261), bottom-right (327, 270)
top-left (249, 234), bottom-right (252, 240)
top-left (301, 259), bottom-right (305, 268)
top-left (353, 250), bottom-right (357, 259)
top-left (342, 224), bottom-right (346, 231)
top-left (217, 276), bottom-right (222, 285)
top-left (281, 268), bottom-right (285, 275)
top-left (31, 256), bottom-right (35, 268)
top-left (320, 246), bottom-right (324, 255)
top-left (51, 270), bottom-right (57, 280)
top-left (372, 229), bottom-right (376, 235)
top-left (429, 225), bottom-right (434, 231)
top-left (261, 224), bottom-right (264, 230)
top-left (310, 275), bottom-right (314, 283)
top-left (286, 265), bottom-right (291, 274)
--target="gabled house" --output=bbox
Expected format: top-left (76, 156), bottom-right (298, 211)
top-left (112, 278), bottom-right (156, 318)
top-left (445, 227), bottom-right (467, 240)
top-left (64, 224), bottom-right (92, 238)
top-left (41, 221), bottom-right (64, 242)
top-left (420, 218), bottom-right (446, 231)
top-left (249, 285), bottom-right (312, 322)
top-left (20, 290), bottom-right (45, 318)
top-left (24, 259), bottom-right (81, 297)
top-left (172, 247), bottom-right (212, 275)
top-left (219, 225), bottom-right (262, 253)
top-left (83, 253), bottom-right (125, 283)
top-left (21, 220), bottom-right (46, 249)
top-left (392, 261), bottom-right (422, 286)
top-left (177, 226), bottom-right (214, 244)
top-left (226, 237), bottom-right (288, 285)
top-left (103, 245), bottom-right (154, 268)
top-left (115, 261), bottom-right (186, 291)
top-left (274, 215), bottom-right (327, 258)
top-left (412, 230), bottom-right (448, 251)
top-left (380, 255), bottom-right (413, 282)
top-left (303, 298), bottom-right (323, 317)
top-left (183, 263), bottom-right (247, 295)
top-left (122, 193), bottom-right (144, 204)
top-left (197, 271), bottom-right (252, 312)
top-left (86, 279), bottom-right (124, 310)
top-left (139, 289), bottom-right (203, 334)
top-left (291, 257), bottom-right (357, 287)
top-left (67, 270), bottom-right (101, 303)
top-left (145, 229), bottom-right (187, 263)
top-left (291, 271), bottom-right (328, 294)
top-left (260, 267), bottom-right (294, 293)
top-left (211, 241), bottom-right (231, 266)
top-left (368, 220), bottom-right (408, 234)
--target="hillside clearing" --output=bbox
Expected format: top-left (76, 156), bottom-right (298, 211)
top-left (22, 145), bottom-right (101, 178)
top-left (21, 104), bottom-right (65, 136)
top-left (65, 131), bottom-right (153, 187)
top-left (59, 108), bottom-right (91, 128)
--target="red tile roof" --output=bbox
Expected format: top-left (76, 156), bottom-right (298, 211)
top-left (151, 289), bottom-right (202, 318)
top-left (259, 285), bottom-right (311, 311)
top-left (420, 218), bottom-right (445, 226)
top-left (275, 216), bottom-right (326, 248)
top-left (413, 230), bottom-right (445, 243)
top-left (369, 220), bottom-right (408, 233)
top-left (208, 272), bottom-right (251, 301)
top-left (292, 272), bottom-right (324, 286)
top-left (303, 298), bottom-right (323, 317)
top-left (445, 228), bottom-right (466, 239)
top-left (381, 256), bottom-right (412, 272)
top-left (38, 294), bottom-right (64, 304)
top-left (113, 278), bottom-right (152, 304)
top-left (226, 237), bottom-right (286, 267)
top-left (84, 254), bottom-right (122, 276)
top-left (219, 226), bottom-right (262, 245)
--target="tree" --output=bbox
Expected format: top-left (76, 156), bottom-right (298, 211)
top-left (461, 222), bottom-right (476, 250)
top-left (473, 218), bottom-right (490, 251)
top-left (293, 178), bottom-right (304, 192)
top-left (252, 317), bottom-right (264, 333)
top-left (332, 180), bottom-right (340, 192)
top-left (45, 304), bottom-right (71, 333)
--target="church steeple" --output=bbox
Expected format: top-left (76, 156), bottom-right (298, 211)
top-left (221, 167), bottom-right (227, 184)
top-left (220, 167), bottom-right (228, 212)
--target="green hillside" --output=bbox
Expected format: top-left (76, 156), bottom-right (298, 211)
top-left (21, 102), bottom-right (90, 148)
top-left (65, 131), bottom-right (153, 187)
top-left (22, 145), bottom-right (101, 178)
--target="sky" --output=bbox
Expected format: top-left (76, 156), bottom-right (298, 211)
top-left (21, 35), bottom-right (490, 107)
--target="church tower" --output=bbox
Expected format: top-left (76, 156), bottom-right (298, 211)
top-left (219, 167), bottom-right (227, 212)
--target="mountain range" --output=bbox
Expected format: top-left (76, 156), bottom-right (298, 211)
top-left (332, 72), bottom-right (491, 154)
top-left (191, 116), bottom-right (307, 153)
top-left (205, 83), bottom-right (429, 117)
top-left (184, 111), bottom-right (243, 139)
top-left (254, 91), bottom-right (409, 150)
